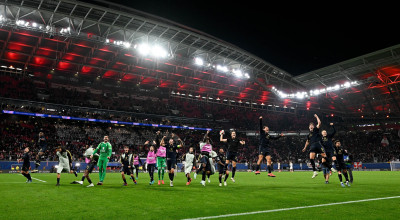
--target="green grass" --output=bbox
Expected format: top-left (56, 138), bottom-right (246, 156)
top-left (0, 171), bottom-right (399, 219)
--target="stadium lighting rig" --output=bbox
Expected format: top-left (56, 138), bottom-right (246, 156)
top-left (272, 81), bottom-right (359, 99)
top-left (194, 57), bottom-right (251, 79)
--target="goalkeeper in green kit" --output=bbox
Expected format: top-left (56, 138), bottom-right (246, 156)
top-left (91, 136), bottom-right (112, 185)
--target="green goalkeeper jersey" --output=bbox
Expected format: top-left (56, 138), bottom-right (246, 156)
top-left (93, 142), bottom-right (112, 159)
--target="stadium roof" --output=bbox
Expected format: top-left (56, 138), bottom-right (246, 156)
top-left (291, 44), bottom-right (400, 119)
top-left (0, 0), bottom-right (304, 105)
top-left (0, 0), bottom-right (399, 120)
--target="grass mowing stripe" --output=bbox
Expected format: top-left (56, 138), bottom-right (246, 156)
top-left (183, 195), bottom-right (400, 220)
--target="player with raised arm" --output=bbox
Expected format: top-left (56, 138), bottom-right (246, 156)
top-left (33, 131), bottom-right (47, 172)
top-left (156, 134), bottom-right (167, 185)
top-left (182, 146), bottom-right (196, 185)
top-left (18, 147), bottom-right (32, 183)
top-left (55, 146), bottom-right (71, 186)
top-left (334, 140), bottom-right (351, 187)
top-left (216, 147), bottom-right (229, 186)
top-left (146, 145), bottom-right (157, 185)
top-left (255, 116), bottom-right (284, 177)
top-left (197, 130), bottom-right (213, 186)
top-left (321, 123), bottom-right (338, 173)
top-left (120, 146), bottom-right (137, 186)
top-left (91, 135), bottom-right (112, 185)
top-left (165, 133), bottom-right (183, 187)
top-left (302, 114), bottom-right (328, 179)
top-left (220, 130), bottom-right (245, 182)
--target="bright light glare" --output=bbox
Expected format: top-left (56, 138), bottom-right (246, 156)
top-left (194, 57), bottom-right (204, 66)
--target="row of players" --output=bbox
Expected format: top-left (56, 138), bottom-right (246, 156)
top-left (19, 114), bottom-right (352, 187)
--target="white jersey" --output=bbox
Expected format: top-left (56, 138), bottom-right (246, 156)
top-left (278, 163), bottom-right (281, 169)
top-left (184, 153), bottom-right (195, 174)
top-left (290, 162), bottom-right (293, 169)
top-left (84, 147), bottom-right (94, 158)
top-left (57, 151), bottom-right (70, 173)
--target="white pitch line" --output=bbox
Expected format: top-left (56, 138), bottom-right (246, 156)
top-left (31, 177), bottom-right (47, 182)
top-left (20, 174), bottom-right (47, 182)
top-left (183, 196), bottom-right (400, 220)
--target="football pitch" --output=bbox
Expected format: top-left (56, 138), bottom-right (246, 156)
top-left (0, 171), bottom-right (399, 219)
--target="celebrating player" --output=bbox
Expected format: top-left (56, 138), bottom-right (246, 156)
top-left (165, 133), bottom-right (183, 187)
top-left (34, 131), bottom-right (47, 172)
top-left (198, 131), bottom-right (213, 186)
top-left (146, 145), bottom-right (157, 185)
top-left (255, 116), bottom-right (283, 177)
top-left (334, 140), bottom-right (351, 187)
top-left (155, 135), bottom-right (167, 185)
top-left (18, 147), bottom-right (32, 183)
top-left (220, 130), bottom-right (245, 182)
top-left (216, 147), bottom-right (229, 186)
top-left (302, 114), bottom-right (328, 178)
top-left (133, 152), bottom-right (143, 179)
top-left (182, 146), bottom-right (196, 185)
top-left (55, 146), bottom-right (71, 186)
top-left (119, 146), bottom-right (137, 186)
top-left (321, 123), bottom-right (338, 173)
top-left (73, 145), bottom-right (99, 187)
top-left (91, 135), bottom-right (112, 185)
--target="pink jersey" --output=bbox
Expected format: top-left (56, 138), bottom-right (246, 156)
top-left (201, 143), bottom-right (212, 153)
top-left (133, 156), bottom-right (140, 165)
top-left (146, 151), bottom-right (156, 164)
top-left (156, 146), bottom-right (166, 157)
top-left (85, 158), bottom-right (91, 164)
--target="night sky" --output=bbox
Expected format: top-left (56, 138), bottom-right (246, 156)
top-left (100, 0), bottom-right (400, 76)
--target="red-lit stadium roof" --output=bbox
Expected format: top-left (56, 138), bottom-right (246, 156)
top-left (0, 0), bottom-right (399, 119)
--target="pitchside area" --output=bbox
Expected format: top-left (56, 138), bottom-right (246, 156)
top-left (0, 171), bottom-right (399, 219)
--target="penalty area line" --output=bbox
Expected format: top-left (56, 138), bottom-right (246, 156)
top-left (183, 195), bottom-right (400, 220)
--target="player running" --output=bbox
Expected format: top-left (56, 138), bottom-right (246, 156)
top-left (334, 140), bottom-right (351, 187)
top-left (165, 133), bottom-right (183, 187)
top-left (183, 147), bottom-right (196, 185)
top-left (120, 146), bottom-right (137, 186)
top-left (71, 145), bottom-right (99, 187)
top-left (55, 146), bottom-right (71, 186)
top-left (321, 123), bottom-right (338, 173)
top-left (33, 131), bottom-right (47, 172)
top-left (302, 114), bottom-right (328, 179)
top-left (91, 135), bottom-right (112, 185)
top-left (216, 147), bottom-right (229, 186)
top-left (220, 130), bottom-right (245, 182)
top-left (255, 116), bottom-right (284, 177)
top-left (146, 145), bottom-right (157, 185)
top-left (18, 147), bottom-right (32, 183)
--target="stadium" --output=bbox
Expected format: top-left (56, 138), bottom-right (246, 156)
top-left (0, 0), bottom-right (399, 219)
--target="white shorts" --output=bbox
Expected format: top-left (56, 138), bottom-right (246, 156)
top-left (57, 164), bottom-right (70, 174)
top-left (184, 164), bottom-right (193, 174)
top-left (209, 158), bottom-right (215, 175)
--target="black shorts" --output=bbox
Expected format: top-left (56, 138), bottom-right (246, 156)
top-left (259, 147), bottom-right (270, 157)
top-left (200, 155), bottom-right (209, 164)
top-left (86, 162), bottom-right (96, 173)
top-left (22, 166), bottom-right (29, 172)
top-left (337, 161), bottom-right (347, 171)
top-left (309, 143), bottom-right (326, 154)
top-left (226, 152), bottom-right (238, 162)
top-left (325, 151), bottom-right (334, 159)
top-left (167, 158), bottom-right (176, 170)
top-left (39, 145), bottom-right (47, 153)
top-left (120, 166), bottom-right (133, 175)
top-left (218, 164), bottom-right (227, 174)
